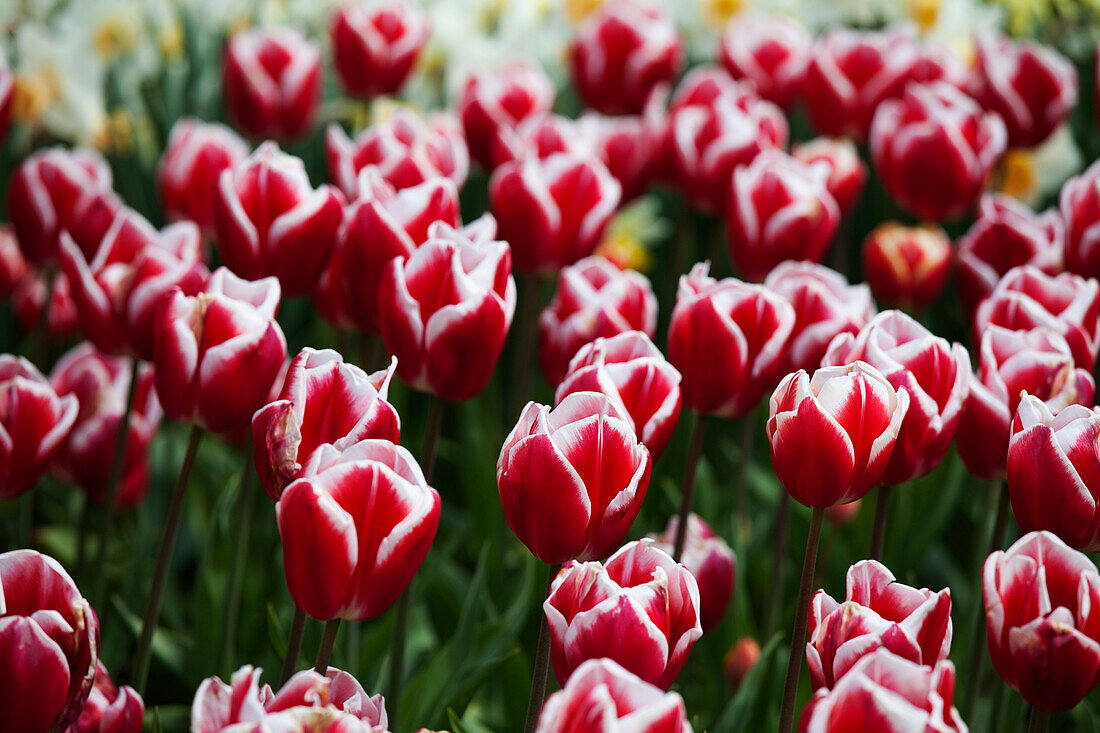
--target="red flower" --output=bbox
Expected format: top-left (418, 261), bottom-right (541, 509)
top-left (1060, 159), bottom-right (1100, 280)
top-left (862, 222), bottom-right (952, 309)
top-left (330, 0), bottom-right (430, 99)
top-left (718, 12), bottom-right (810, 109)
top-left (648, 513), bottom-right (735, 632)
top-left (791, 138), bottom-right (867, 217)
top-left (68, 663), bottom-right (143, 733)
top-left (158, 118), bottom-right (249, 233)
top-left (458, 62), bottom-right (556, 170)
top-left (13, 271), bottom-right (79, 341)
top-left (223, 28), bottom-right (321, 141)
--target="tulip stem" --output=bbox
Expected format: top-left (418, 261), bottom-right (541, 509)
top-left (75, 494), bottom-right (93, 577)
top-left (315, 618), bottom-right (341, 674)
top-left (778, 506), bottom-right (825, 733)
top-left (133, 424), bottom-right (203, 695)
top-left (281, 607), bottom-right (307, 685)
top-left (511, 274), bottom-right (541, 418)
top-left (523, 564), bottom-right (557, 733)
top-left (422, 396), bottom-right (444, 483)
top-left (673, 414), bottom-right (709, 561)
top-left (1028, 707), bottom-right (1050, 733)
top-left (765, 491), bottom-right (791, 638)
top-left (92, 358), bottom-right (140, 609)
top-left (869, 485), bottom-right (890, 561)
top-left (389, 582), bottom-right (412, 730)
top-left (219, 435), bottom-right (257, 677)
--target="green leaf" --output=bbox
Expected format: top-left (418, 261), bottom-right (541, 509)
top-left (711, 633), bottom-right (784, 733)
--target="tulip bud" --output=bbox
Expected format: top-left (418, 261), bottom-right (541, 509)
top-left (723, 637), bottom-right (761, 691)
top-left (791, 138), bottom-right (867, 217)
top-left (458, 62), bottom-right (556, 170)
top-left (648, 513), bottom-right (735, 632)
top-left (252, 348), bottom-right (399, 501)
top-left (957, 194), bottom-right (1064, 315)
top-left (825, 499), bottom-right (861, 525)
top-left (157, 118), bottom-right (249, 233)
top-left (668, 262), bottom-right (795, 418)
top-left (862, 223), bottom-right (952, 309)
top-left (153, 268), bottom-right (287, 435)
top-left (539, 256), bottom-right (657, 387)
top-left (971, 33), bottom-right (1077, 149)
top-left (497, 392), bottom-right (652, 564)
top-left (983, 531), bottom-right (1100, 712)
top-left (870, 82), bottom-right (1006, 220)
top-left (13, 271), bottom-right (79, 340)
top-left (223, 28), bottom-right (321, 141)
top-left (726, 150), bottom-right (840, 281)
top-left (379, 216), bottom-right (517, 400)
top-left (545, 539), bottom-right (702, 689)
top-left (0, 550), bottom-right (98, 732)
top-left (69, 663), bottom-right (144, 733)
top-left (767, 362), bottom-right (909, 508)
top-left (330, 0), bottom-right (430, 99)
top-left (490, 152), bottom-right (621, 275)
top-left (556, 331), bottom-right (680, 459)
top-left (0, 56), bottom-right (12, 147)
top-left (718, 13), bottom-right (809, 109)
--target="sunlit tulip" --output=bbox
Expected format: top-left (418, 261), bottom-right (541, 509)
top-left (718, 13), bottom-right (809, 109)
top-left (862, 223), bottom-right (952, 309)
top-left (791, 138), bottom-right (867, 216)
top-left (223, 28), bottom-right (321, 141)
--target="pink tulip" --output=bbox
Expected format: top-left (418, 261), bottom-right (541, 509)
top-left (67, 663), bottom-right (143, 733)
top-left (158, 118), bottom-right (249, 232)
top-left (718, 13), bottom-right (810, 109)
top-left (458, 62), bottom-right (556, 170)
top-left (223, 28), bottom-right (321, 141)
top-left (330, 0), bottom-right (430, 99)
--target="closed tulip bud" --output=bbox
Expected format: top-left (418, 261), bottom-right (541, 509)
top-left (983, 531), bottom-right (1100, 712)
top-left (157, 118), bottom-right (249, 233)
top-left (1061, 159), bottom-right (1100, 280)
top-left (50, 345), bottom-right (161, 508)
top-left (668, 263), bottom-right (795, 418)
top-left (545, 539), bottom-right (702, 688)
top-left (726, 150), bottom-right (840, 281)
top-left (325, 110), bottom-right (469, 197)
top-left (764, 261), bottom-right (875, 377)
top-left (825, 499), bottom-right (862, 526)
top-left (799, 651), bottom-right (966, 733)
top-left (331, 0), bottom-right (430, 99)
top-left (823, 311), bottom-right (969, 485)
top-left (0, 550), bottom-right (98, 732)
top-left (154, 268), bottom-right (286, 435)
top-left (69, 663), bottom-right (144, 733)
top-left (807, 560), bottom-right (952, 691)
top-left (973, 265), bottom-right (1099, 371)
top-left (956, 325), bottom-right (1093, 480)
top-left (537, 658), bottom-right (693, 733)
top-left (379, 216), bottom-right (517, 400)
top-left (718, 13), bottom-right (809, 109)
top-left (568, 0), bottom-right (683, 116)
top-left (767, 362), bottom-right (909, 508)
top-left (870, 83), bottom-right (1006, 221)
top-left (278, 440), bottom-right (439, 622)
top-left (972, 33), bottom-right (1077, 149)
top-left (490, 152), bottom-right (621, 275)
top-left (214, 143), bottom-right (343, 298)
top-left (648, 514), bottom-right (735, 632)
top-left (13, 271), bottom-right (79, 340)
top-left (539, 256), bottom-right (657, 387)
top-left (59, 207), bottom-right (206, 358)
top-left (723, 637), bottom-right (761, 691)
top-left (556, 331), bottom-right (680, 459)
top-left (252, 348), bottom-right (399, 501)
top-left (862, 223), bottom-right (952, 309)
top-left (791, 138), bottom-right (867, 217)
top-left (223, 28), bottom-right (321, 142)
top-left (497, 392), bottom-right (652, 564)
top-left (957, 194), bottom-right (1064, 315)
top-left (8, 147), bottom-right (121, 266)
top-left (0, 356), bottom-right (78, 499)
top-left (458, 62), bottom-right (556, 170)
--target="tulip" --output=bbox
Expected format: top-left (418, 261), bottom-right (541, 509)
top-left (490, 152), bottom-right (621, 275)
top-left (790, 138), bottom-right (867, 217)
top-left (910, 40), bottom-right (968, 89)
top-left (536, 658), bottom-right (693, 733)
top-left (648, 513), bottom-right (735, 632)
top-left (539, 256), bottom-right (657, 387)
top-left (973, 265), bottom-right (1099, 371)
top-left (764, 261), bottom-right (875, 377)
top-left (0, 225), bottom-right (28, 298)
top-left (724, 638), bottom-right (762, 691)
top-left (153, 267), bottom-right (287, 435)
top-left (1061, 159), bottom-right (1100, 281)
top-left (330, 0), bottom-right (430, 99)
top-left (213, 142), bottom-right (343, 298)
top-left (971, 33), bottom-right (1077, 149)
top-left (458, 62), bottom-right (556, 170)
top-left (957, 194), bottom-right (1064, 315)
top-left (378, 216), bottom-right (517, 400)
top-left (983, 531), bottom-right (1100, 712)
top-left (8, 147), bottom-right (121, 266)
top-left (799, 650), bottom-right (967, 732)
top-left (956, 325), bottom-right (1093, 480)
top-left (13, 271), bottom-right (79, 340)
top-left (68, 663), bottom-right (144, 733)
top-left (0, 549), bottom-right (98, 732)
top-left (157, 118), bottom-right (249, 233)
top-left (325, 109), bottom-right (469, 198)
top-left (545, 539), bottom-right (702, 688)
top-left (725, 149), bottom-right (840, 282)
top-left (668, 262), bottom-right (795, 418)
top-left (862, 223), bottom-right (952, 309)
top-left (497, 392), bottom-right (652, 564)
top-left (870, 82), bottom-right (1006, 220)
top-left (556, 331), bottom-right (680, 459)
top-left (0, 56), bottom-right (12, 146)
top-left (807, 560), bottom-right (952, 690)
top-left (568, 0), bottom-right (683, 116)
top-left (223, 28), bottom-right (321, 141)
top-left (718, 12), bottom-right (809, 109)
top-left (50, 345), bottom-right (161, 508)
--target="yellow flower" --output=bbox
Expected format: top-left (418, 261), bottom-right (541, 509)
top-left (12, 71), bottom-right (60, 124)
top-left (160, 20), bottom-right (185, 61)
top-left (564, 0), bottom-right (603, 24)
top-left (93, 14), bottom-right (139, 63)
top-left (595, 231), bottom-right (654, 274)
top-left (908, 0), bottom-right (939, 32)
top-left (107, 109), bottom-right (135, 155)
top-left (997, 148), bottom-right (1037, 203)
top-left (702, 0), bottom-right (743, 31)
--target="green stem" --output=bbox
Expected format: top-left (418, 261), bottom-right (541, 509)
top-left (75, 494), bottom-right (93, 579)
top-left (314, 618), bottom-right (341, 674)
top-left (778, 507), bottom-right (825, 733)
top-left (17, 489), bottom-right (33, 548)
top-left (510, 275), bottom-right (541, 418)
top-left (280, 606), bottom-right (307, 685)
top-left (673, 414), bottom-right (708, 562)
top-left (422, 396), bottom-right (444, 483)
top-left (388, 583), bottom-right (412, 731)
top-left (218, 436), bottom-right (257, 676)
top-left (523, 565), bottom-right (557, 733)
top-left (1028, 707), bottom-right (1050, 733)
top-left (869, 485), bottom-right (891, 561)
top-left (765, 491), bottom-right (791, 638)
